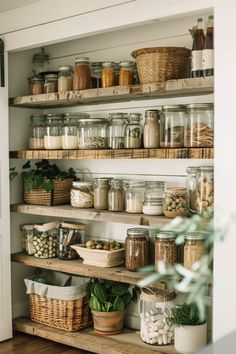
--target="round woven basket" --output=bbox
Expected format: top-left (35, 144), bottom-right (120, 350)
top-left (131, 47), bottom-right (191, 84)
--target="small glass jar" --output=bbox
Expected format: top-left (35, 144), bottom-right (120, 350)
top-left (78, 118), bottom-right (108, 149)
top-left (160, 105), bottom-right (185, 148)
top-left (71, 181), bottom-right (94, 208)
top-left (101, 62), bottom-right (116, 88)
top-left (44, 73), bottom-right (58, 93)
top-left (143, 181), bottom-right (165, 216)
top-left (196, 166), bottom-right (214, 216)
top-left (29, 114), bottom-right (46, 150)
top-left (163, 187), bottom-right (189, 218)
top-left (107, 112), bottom-right (128, 149)
top-left (155, 231), bottom-right (178, 272)
top-left (31, 75), bottom-right (44, 95)
top-left (125, 181), bottom-right (145, 213)
top-left (21, 224), bottom-right (35, 255)
top-left (125, 228), bottom-right (150, 271)
top-left (184, 232), bottom-right (208, 270)
top-left (33, 225), bottom-right (58, 259)
top-left (139, 287), bottom-right (176, 345)
top-left (186, 166), bottom-right (199, 213)
top-left (73, 57), bottom-right (91, 90)
top-left (58, 222), bottom-right (85, 260)
top-left (58, 65), bottom-right (73, 92)
top-left (44, 113), bottom-right (64, 149)
top-left (143, 110), bottom-right (161, 148)
top-left (32, 50), bottom-right (49, 74)
top-left (90, 62), bottom-right (102, 88)
top-left (124, 113), bottom-right (143, 149)
top-left (184, 103), bottom-right (214, 147)
top-left (62, 113), bottom-right (78, 149)
top-left (108, 179), bottom-right (125, 211)
top-left (94, 178), bottom-right (111, 210)
top-left (119, 61), bottom-right (134, 86)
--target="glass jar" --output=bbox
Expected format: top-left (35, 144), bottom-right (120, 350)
top-left (58, 65), bottom-right (73, 92)
top-left (108, 179), bottom-right (125, 211)
top-left (44, 113), bottom-right (64, 149)
top-left (184, 232), bottom-right (208, 269)
top-left (58, 222), bottom-right (85, 260)
top-left (119, 61), bottom-right (134, 86)
top-left (196, 166), bottom-right (214, 215)
top-left (125, 181), bottom-right (145, 213)
top-left (163, 187), bottom-right (189, 218)
top-left (101, 62), bottom-right (116, 88)
top-left (71, 181), bottom-right (94, 208)
top-left (32, 49), bottom-right (49, 74)
top-left (143, 110), bottom-right (161, 148)
top-left (124, 113), bottom-right (143, 149)
top-left (139, 287), bottom-right (176, 345)
top-left (33, 223), bottom-right (58, 258)
top-left (160, 105), bottom-right (185, 148)
top-left (184, 103), bottom-right (214, 147)
top-left (29, 114), bottom-right (46, 150)
top-left (155, 231), bottom-right (178, 272)
top-left (44, 73), bottom-right (58, 93)
top-left (28, 77), bottom-right (33, 95)
top-left (143, 181), bottom-right (165, 216)
top-left (78, 118), bottom-right (108, 149)
top-left (61, 113), bottom-right (80, 149)
top-left (31, 75), bottom-right (44, 95)
top-left (125, 228), bottom-right (150, 271)
top-left (94, 178), bottom-right (111, 210)
top-left (107, 112), bottom-right (128, 149)
top-left (90, 62), bottom-right (102, 88)
top-left (73, 57), bottom-right (91, 90)
top-left (186, 166), bottom-right (199, 213)
top-left (21, 224), bottom-right (35, 255)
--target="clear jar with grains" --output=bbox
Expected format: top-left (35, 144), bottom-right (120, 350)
top-left (160, 105), bottom-right (185, 148)
top-left (125, 228), bottom-right (150, 271)
top-left (196, 166), bottom-right (214, 216)
top-left (108, 179), bottom-right (125, 211)
top-left (58, 222), bottom-right (85, 260)
top-left (44, 113), bottom-right (64, 149)
top-left (155, 231), bottom-right (178, 272)
top-left (29, 114), bottom-right (46, 150)
top-left (73, 57), bottom-right (91, 90)
top-left (32, 49), bottom-right (49, 75)
top-left (90, 62), bottom-right (102, 88)
top-left (143, 110), bottom-right (161, 148)
top-left (94, 178), bottom-right (111, 210)
top-left (186, 166), bottom-right (199, 213)
top-left (62, 113), bottom-right (88, 149)
top-left (184, 232), bottom-right (208, 270)
top-left (119, 61), bottom-right (134, 86)
top-left (78, 118), bottom-right (108, 149)
top-left (184, 103), bottom-right (214, 147)
top-left (163, 187), bottom-right (189, 218)
top-left (124, 113), bottom-right (143, 149)
top-left (33, 222), bottom-right (58, 259)
top-left (107, 112), bottom-right (128, 149)
top-left (71, 181), bottom-right (94, 208)
top-left (125, 181), bottom-right (145, 213)
top-left (143, 181), bottom-right (165, 216)
top-left (21, 224), bottom-right (35, 255)
top-left (31, 75), bottom-right (44, 95)
top-left (44, 73), bottom-right (58, 93)
top-left (101, 62), bottom-right (116, 88)
top-left (58, 65), bottom-right (73, 92)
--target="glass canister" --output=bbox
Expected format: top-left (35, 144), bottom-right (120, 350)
top-left (44, 113), bottom-right (64, 149)
top-left (21, 224), bottom-right (35, 255)
top-left (44, 73), bottom-right (58, 93)
top-left (90, 62), bottom-right (102, 88)
top-left (71, 181), bottom-right (94, 208)
top-left (125, 181), bottom-right (145, 213)
top-left (101, 62), bottom-right (116, 88)
top-left (32, 49), bottom-right (49, 74)
top-left (143, 181), bottom-right (165, 216)
top-left (163, 187), bottom-right (189, 218)
top-left (108, 179), bottom-right (125, 211)
top-left (107, 112), bottom-right (128, 149)
top-left (196, 166), bottom-right (214, 215)
top-left (143, 110), bottom-right (161, 148)
top-left (186, 166), bottom-right (199, 213)
top-left (139, 287), bottom-right (176, 345)
top-left (73, 57), bottom-right (91, 90)
top-left (29, 114), bottom-right (46, 150)
top-left (31, 75), bottom-right (44, 95)
top-left (184, 103), bottom-right (214, 147)
top-left (125, 228), bottom-right (150, 271)
top-left (33, 222), bottom-right (58, 258)
top-left (58, 65), bottom-right (73, 92)
top-left (119, 61), bottom-right (134, 86)
top-left (58, 222), bottom-right (85, 260)
top-left (61, 113), bottom-right (88, 150)
top-left (160, 105), bottom-right (185, 148)
top-left (78, 118), bottom-right (108, 149)
top-left (184, 232), bottom-right (208, 269)
top-left (94, 177), bottom-right (111, 210)
top-left (155, 231), bottom-right (178, 272)
top-left (124, 113), bottom-right (143, 149)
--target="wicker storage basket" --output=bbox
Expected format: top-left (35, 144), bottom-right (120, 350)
top-left (131, 47), bottom-right (191, 84)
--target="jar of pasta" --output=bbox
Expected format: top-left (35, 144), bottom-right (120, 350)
top-left (184, 232), bottom-right (207, 269)
top-left (101, 62), bottom-right (116, 88)
top-left (155, 231), bottom-right (177, 272)
top-left (119, 61), bottom-right (134, 86)
top-left (58, 65), bottom-right (73, 92)
top-left (73, 57), bottom-right (91, 90)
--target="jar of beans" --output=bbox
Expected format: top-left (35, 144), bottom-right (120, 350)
top-left (125, 228), bottom-right (150, 271)
top-left (163, 187), bottom-right (189, 218)
top-left (155, 231), bottom-right (178, 272)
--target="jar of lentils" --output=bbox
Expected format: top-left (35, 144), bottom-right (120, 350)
top-left (125, 228), bottom-right (150, 271)
top-left (184, 232), bottom-right (207, 270)
top-left (160, 105), bottom-right (185, 148)
top-left (163, 187), bottom-right (189, 218)
top-left (73, 57), bottom-right (91, 90)
top-left (155, 231), bottom-right (178, 272)
top-left (44, 113), bottom-right (64, 149)
top-left (29, 114), bottom-right (46, 150)
top-left (58, 65), bottom-right (73, 92)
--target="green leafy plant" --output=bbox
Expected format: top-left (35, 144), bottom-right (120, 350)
top-left (168, 303), bottom-right (205, 327)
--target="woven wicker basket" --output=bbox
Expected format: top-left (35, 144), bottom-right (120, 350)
top-left (131, 47), bottom-right (191, 84)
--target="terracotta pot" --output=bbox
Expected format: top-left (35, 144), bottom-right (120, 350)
top-left (174, 322), bottom-right (207, 354)
top-left (91, 310), bottom-right (125, 335)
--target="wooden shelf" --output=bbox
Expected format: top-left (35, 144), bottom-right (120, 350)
top-left (13, 318), bottom-right (179, 354)
top-left (9, 77), bottom-right (213, 108)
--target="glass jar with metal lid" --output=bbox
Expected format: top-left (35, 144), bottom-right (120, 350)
top-left (160, 105), bottom-right (185, 148)
top-left (184, 232), bottom-right (208, 269)
top-left (124, 113), bottom-right (143, 149)
top-left (71, 181), bottom-right (94, 208)
top-left (78, 118), bottom-right (108, 149)
top-left (108, 179), bottom-right (125, 211)
top-left (125, 180), bottom-right (145, 213)
top-left (196, 166), bottom-right (214, 215)
top-left (143, 181), bottom-right (165, 216)
top-left (44, 113), bottom-right (64, 149)
top-left (58, 222), bottom-right (85, 260)
top-left (163, 187), bottom-right (189, 218)
top-left (94, 177), bottom-right (111, 210)
top-left (119, 61), bottom-right (134, 86)
top-left (29, 114), bottom-right (46, 150)
top-left (44, 73), bottom-right (58, 93)
top-left (31, 75), bottom-right (44, 95)
top-left (186, 166), bottom-right (199, 213)
top-left (32, 49), bottom-right (49, 74)
top-left (125, 228), bottom-right (150, 271)
top-left (143, 109), bottom-right (161, 148)
top-left (155, 231), bottom-right (178, 272)
top-left (90, 62), bottom-right (102, 88)
top-left (101, 62), bottom-right (116, 88)
top-left (62, 113), bottom-right (89, 150)
top-left (107, 112), bottom-right (128, 149)
top-left (58, 65), bottom-right (73, 92)
top-left (73, 57), bottom-right (91, 90)
top-left (184, 103), bottom-right (214, 147)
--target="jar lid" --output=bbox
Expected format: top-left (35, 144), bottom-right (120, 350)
top-left (31, 75), bottom-right (44, 83)
top-left (119, 60), bottom-right (133, 67)
top-left (126, 180), bottom-right (145, 188)
top-left (72, 181), bottom-right (93, 188)
top-left (198, 166), bottom-right (214, 172)
top-left (145, 110), bottom-right (161, 119)
top-left (75, 57), bottom-right (90, 64)
top-left (129, 113), bottom-right (142, 121)
top-left (186, 103), bottom-right (214, 110)
top-left (95, 177), bottom-right (112, 184)
top-left (109, 112), bottom-right (128, 120)
top-left (146, 181), bottom-right (165, 189)
top-left (30, 114), bottom-right (46, 123)
top-left (20, 223), bottom-right (35, 231)
top-left (156, 231), bottom-right (177, 240)
top-left (78, 118), bottom-right (108, 124)
top-left (59, 65), bottom-right (73, 71)
top-left (90, 62), bottom-right (103, 68)
top-left (140, 287), bottom-right (176, 303)
top-left (32, 52), bottom-right (49, 62)
top-left (64, 112), bottom-right (89, 124)
top-left (46, 113), bottom-right (65, 120)
top-left (102, 61), bottom-right (115, 68)
top-left (166, 187), bottom-right (187, 194)
top-left (186, 166), bottom-right (199, 174)
top-left (45, 73), bottom-right (58, 80)
top-left (162, 105), bottom-right (186, 111)
top-left (185, 232), bottom-right (208, 241)
top-left (127, 228), bottom-right (149, 237)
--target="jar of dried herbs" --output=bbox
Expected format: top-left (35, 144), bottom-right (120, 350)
top-left (155, 231), bottom-right (177, 272)
top-left (124, 113), bottom-right (143, 148)
top-left (125, 228), bottom-right (150, 271)
top-left (108, 179), bottom-right (125, 211)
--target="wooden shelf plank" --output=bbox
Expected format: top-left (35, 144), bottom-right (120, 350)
top-left (13, 318), bottom-right (179, 354)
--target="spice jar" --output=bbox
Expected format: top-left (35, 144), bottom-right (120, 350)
top-left (186, 166), bottom-right (199, 213)
top-left (78, 118), bottom-right (108, 149)
top-left (33, 222), bottom-right (58, 258)
top-left (21, 224), bottom-right (35, 255)
top-left (58, 222), bottom-right (85, 260)
top-left (125, 228), bottom-right (150, 271)
top-left (143, 181), bottom-right (165, 216)
top-left (119, 61), bottom-right (134, 86)
top-left (160, 105), bottom-right (185, 148)
top-left (31, 75), bottom-right (44, 95)
top-left (143, 110), bottom-right (161, 148)
top-left (61, 113), bottom-right (87, 150)
top-left (184, 232), bottom-right (208, 269)
top-left (155, 231), bottom-right (178, 272)
top-left (108, 179), bottom-right (125, 211)
top-left (58, 65), bottom-right (73, 92)
top-left (90, 62), bottom-right (102, 88)
top-left (124, 113), bottom-right (143, 149)
top-left (163, 187), bottom-right (189, 218)
top-left (184, 103), bottom-right (214, 147)
top-left (94, 178), bottom-right (111, 210)
top-left (32, 49), bottom-right (49, 74)
top-left (44, 73), bottom-right (58, 93)
top-left (44, 113), bottom-right (64, 149)
top-left (73, 57), bottom-right (91, 90)
top-left (107, 112), bottom-right (128, 149)
top-left (71, 181), bottom-right (94, 208)
top-left (29, 114), bottom-right (46, 150)
top-left (196, 166), bottom-right (214, 215)
top-left (101, 62), bottom-right (116, 88)
top-left (125, 181), bottom-right (145, 213)
top-left (139, 287), bottom-right (176, 345)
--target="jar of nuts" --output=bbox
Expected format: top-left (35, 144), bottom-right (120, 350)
top-left (155, 231), bottom-right (178, 272)
top-left (163, 187), bottom-right (189, 218)
top-left (196, 166), bottom-right (214, 216)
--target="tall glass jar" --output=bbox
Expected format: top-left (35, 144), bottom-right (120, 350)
top-left (155, 231), bottom-right (178, 272)
top-left (44, 73), bottom-right (58, 94)
top-left (196, 166), bottom-right (214, 215)
top-left (58, 222), bottom-right (85, 260)
top-left (184, 103), bottom-right (214, 147)
top-left (32, 49), bottom-right (49, 74)
top-left (31, 75), bottom-right (44, 95)
top-left (160, 105), bottom-right (185, 148)
top-left (184, 232), bottom-right (208, 269)
top-left (163, 187), bottom-right (189, 218)
top-left (125, 228), bottom-right (150, 271)
top-left (61, 114), bottom-right (78, 149)
top-left (73, 57), bottom-right (91, 90)
top-left (143, 110), bottom-right (161, 148)
top-left (44, 113), bottom-right (64, 149)
top-left (119, 61), bottom-right (134, 86)
top-left (143, 181), bottom-right (165, 216)
top-left (124, 113), bottom-right (143, 149)
top-left (125, 181), bottom-right (145, 213)
top-left (101, 62), bottom-right (116, 88)
top-left (21, 224), bottom-right (35, 255)
top-left (90, 62), bottom-right (102, 88)
top-left (94, 178), bottom-right (111, 210)
top-left (29, 114), bottom-right (46, 150)
top-left (186, 166), bottom-right (199, 213)
top-left (108, 179), bottom-right (125, 211)
top-left (78, 118), bottom-right (108, 149)
top-left (71, 181), bottom-right (94, 208)
top-left (107, 112), bottom-right (128, 149)
top-left (58, 65), bottom-right (73, 92)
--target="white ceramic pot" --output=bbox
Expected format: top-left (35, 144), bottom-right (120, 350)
top-left (174, 322), bottom-right (207, 354)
